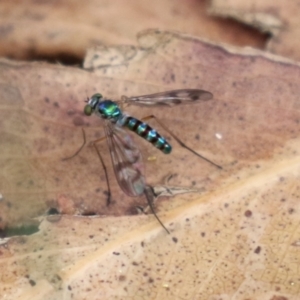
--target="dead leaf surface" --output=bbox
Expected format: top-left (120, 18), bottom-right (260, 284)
top-left (1, 30), bottom-right (300, 299)
top-left (210, 0), bottom-right (300, 61)
top-left (0, 0), bottom-right (266, 61)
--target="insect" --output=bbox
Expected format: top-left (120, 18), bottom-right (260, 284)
top-left (70, 89), bottom-right (221, 233)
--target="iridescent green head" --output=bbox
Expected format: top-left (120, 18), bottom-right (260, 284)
top-left (84, 93), bottom-right (102, 116)
top-left (84, 93), bottom-right (121, 121)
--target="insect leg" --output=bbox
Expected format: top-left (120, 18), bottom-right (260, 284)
top-left (92, 141), bottom-right (112, 206)
top-left (141, 115), bottom-right (222, 169)
top-left (62, 128), bottom-right (111, 205)
top-left (144, 185), bottom-right (170, 234)
top-left (62, 128), bottom-right (88, 161)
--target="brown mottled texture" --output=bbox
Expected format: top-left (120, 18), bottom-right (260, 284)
top-left (0, 0), bottom-right (266, 61)
top-left (0, 30), bottom-right (300, 299)
top-left (210, 0), bottom-right (300, 61)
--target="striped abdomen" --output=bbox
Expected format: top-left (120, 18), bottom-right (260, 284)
top-left (124, 116), bottom-right (172, 154)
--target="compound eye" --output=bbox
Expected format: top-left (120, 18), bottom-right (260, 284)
top-left (84, 104), bottom-right (93, 116)
top-left (93, 93), bottom-right (103, 100)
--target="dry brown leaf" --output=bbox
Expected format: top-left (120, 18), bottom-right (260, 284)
top-left (1, 29), bottom-right (300, 299)
top-left (210, 0), bottom-right (300, 61)
top-left (0, 0), bottom-right (266, 61)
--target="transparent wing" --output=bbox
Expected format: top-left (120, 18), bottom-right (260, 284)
top-left (104, 121), bottom-right (145, 197)
top-left (122, 89), bottom-right (213, 107)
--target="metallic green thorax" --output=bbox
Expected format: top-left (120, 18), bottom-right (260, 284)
top-left (98, 100), bottom-right (122, 121)
top-left (84, 93), bottom-right (122, 122)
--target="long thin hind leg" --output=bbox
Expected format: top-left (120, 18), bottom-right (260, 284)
top-left (62, 128), bottom-right (111, 205)
top-left (92, 140), bottom-right (112, 205)
top-left (143, 185), bottom-right (170, 234)
top-left (140, 115), bottom-right (222, 169)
